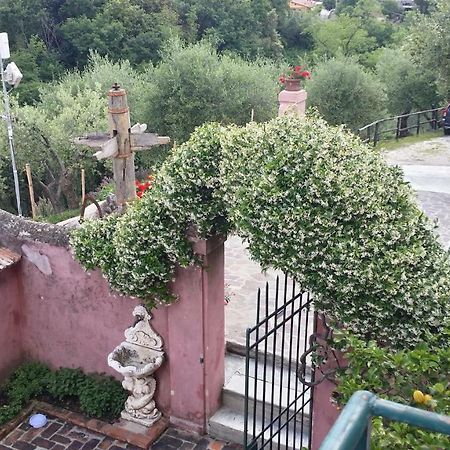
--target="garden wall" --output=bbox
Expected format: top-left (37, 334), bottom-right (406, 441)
top-left (0, 209), bottom-right (224, 433)
top-left (0, 264), bottom-right (22, 379)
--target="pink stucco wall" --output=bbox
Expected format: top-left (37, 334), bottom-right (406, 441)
top-left (0, 264), bottom-right (23, 379)
top-left (19, 242), bottom-right (141, 377)
top-left (311, 316), bottom-right (345, 449)
top-left (0, 216), bottom-right (224, 434)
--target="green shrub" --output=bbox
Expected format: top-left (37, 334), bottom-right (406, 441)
top-left (71, 122), bottom-right (230, 306)
top-left (221, 115), bottom-right (450, 347)
top-left (46, 368), bottom-right (86, 401)
top-left (141, 39), bottom-right (281, 143)
top-left (5, 363), bottom-right (52, 404)
top-left (0, 363), bottom-right (125, 425)
top-left (72, 115), bottom-right (450, 347)
top-left (78, 375), bottom-right (126, 419)
top-left (335, 332), bottom-right (450, 449)
top-left (306, 56), bottom-right (386, 130)
top-left (0, 363), bottom-right (51, 424)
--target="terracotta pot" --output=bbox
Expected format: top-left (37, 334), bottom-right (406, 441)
top-left (284, 78), bottom-right (302, 91)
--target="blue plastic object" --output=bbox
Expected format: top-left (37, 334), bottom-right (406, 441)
top-left (28, 413), bottom-right (47, 428)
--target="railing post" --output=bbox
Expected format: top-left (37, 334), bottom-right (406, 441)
top-left (396, 117), bottom-right (400, 140)
top-left (355, 425), bottom-right (370, 450)
top-left (416, 112), bottom-right (421, 135)
top-left (374, 123), bottom-right (379, 147)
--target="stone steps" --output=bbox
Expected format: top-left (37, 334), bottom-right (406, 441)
top-left (208, 353), bottom-right (310, 449)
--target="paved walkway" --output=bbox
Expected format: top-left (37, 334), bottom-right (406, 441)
top-left (224, 136), bottom-right (450, 348)
top-left (0, 416), bottom-right (240, 450)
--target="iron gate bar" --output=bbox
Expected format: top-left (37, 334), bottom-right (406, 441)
top-left (286, 282), bottom-right (296, 450)
top-left (251, 290), bottom-right (305, 330)
top-left (269, 276), bottom-right (280, 450)
top-left (244, 274), bottom-right (317, 450)
top-left (250, 294), bottom-right (313, 348)
top-left (253, 287), bottom-right (262, 441)
top-left (277, 275), bottom-right (288, 450)
top-left (262, 283), bottom-right (269, 448)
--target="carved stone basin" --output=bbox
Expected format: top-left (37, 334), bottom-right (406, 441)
top-left (108, 341), bottom-right (164, 378)
top-left (107, 306), bottom-right (165, 427)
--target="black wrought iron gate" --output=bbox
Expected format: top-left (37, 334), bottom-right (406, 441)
top-left (244, 274), bottom-right (318, 450)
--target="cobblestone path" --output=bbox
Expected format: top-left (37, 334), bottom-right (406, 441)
top-left (0, 416), bottom-right (241, 450)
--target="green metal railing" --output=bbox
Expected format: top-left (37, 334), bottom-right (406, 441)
top-left (320, 390), bottom-right (450, 450)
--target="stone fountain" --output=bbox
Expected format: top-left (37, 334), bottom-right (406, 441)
top-left (108, 306), bottom-right (164, 427)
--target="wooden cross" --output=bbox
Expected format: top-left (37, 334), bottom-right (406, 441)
top-left (75, 83), bottom-right (170, 205)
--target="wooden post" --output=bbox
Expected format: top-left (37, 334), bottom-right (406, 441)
top-left (250, 108), bottom-right (254, 122)
top-left (81, 168), bottom-right (86, 204)
top-left (74, 83), bottom-right (170, 205)
top-left (25, 163), bottom-right (37, 219)
top-left (108, 84), bottom-right (136, 205)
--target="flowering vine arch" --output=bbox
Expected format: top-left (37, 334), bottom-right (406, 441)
top-left (72, 115), bottom-right (450, 349)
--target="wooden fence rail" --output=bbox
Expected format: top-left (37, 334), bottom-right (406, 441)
top-left (358, 106), bottom-right (444, 146)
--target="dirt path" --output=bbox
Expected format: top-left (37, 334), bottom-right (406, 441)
top-left (383, 136), bottom-right (450, 166)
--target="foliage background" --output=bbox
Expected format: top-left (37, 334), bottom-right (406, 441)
top-left (0, 0), bottom-right (447, 214)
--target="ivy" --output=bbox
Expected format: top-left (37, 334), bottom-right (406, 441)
top-left (71, 115), bottom-right (450, 348)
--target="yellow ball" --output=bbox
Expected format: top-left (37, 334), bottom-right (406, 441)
top-left (424, 394), bottom-right (433, 404)
top-left (413, 390), bottom-right (425, 403)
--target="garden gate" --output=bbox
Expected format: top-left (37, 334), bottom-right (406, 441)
top-left (243, 274), bottom-right (319, 450)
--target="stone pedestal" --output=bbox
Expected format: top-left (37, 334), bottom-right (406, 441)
top-left (278, 88), bottom-right (307, 117)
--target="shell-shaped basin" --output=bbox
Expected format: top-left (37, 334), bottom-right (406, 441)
top-left (108, 342), bottom-right (164, 378)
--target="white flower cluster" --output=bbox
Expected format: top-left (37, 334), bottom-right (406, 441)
top-left (220, 115), bottom-right (450, 347)
top-left (71, 115), bottom-right (450, 347)
top-left (70, 123), bottom-right (229, 307)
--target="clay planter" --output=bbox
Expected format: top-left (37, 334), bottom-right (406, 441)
top-left (284, 78), bottom-right (302, 91)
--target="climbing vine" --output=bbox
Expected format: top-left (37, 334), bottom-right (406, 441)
top-left (71, 115), bottom-right (450, 348)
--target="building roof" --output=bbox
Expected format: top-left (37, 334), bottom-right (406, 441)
top-left (289, 0), bottom-right (318, 9)
top-left (0, 246), bottom-right (21, 270)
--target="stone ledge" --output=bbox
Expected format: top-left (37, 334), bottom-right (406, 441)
top-left (32, 402), bottom-right (167, 449)
top-left (0, 209), bottom-right (69, 251)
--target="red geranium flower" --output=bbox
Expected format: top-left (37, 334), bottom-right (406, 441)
top-left (135, 174), bottom-right (155, 199)
top-left (300, 70), bottom-right (311, 79)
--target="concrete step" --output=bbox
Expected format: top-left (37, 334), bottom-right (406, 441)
top-left (223, 363), bottom-right (311, 425)
top-left (212, 353), bottom-right (311, 449)
top-left (208, 407), bottom-right (308, 450)
top-left (224, 353), bottom-right (311, 420)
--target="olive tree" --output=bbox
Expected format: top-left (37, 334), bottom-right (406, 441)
top-left (306, 56), bottom-right (386, 130)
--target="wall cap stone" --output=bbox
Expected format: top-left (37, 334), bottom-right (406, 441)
top-left (0, 209), bottom-right (69, 251)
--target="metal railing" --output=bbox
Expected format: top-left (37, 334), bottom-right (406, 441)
top-left (320, 390), bottom-right (450, 450)
top-left (358, 107), bottom-right (443, 146)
